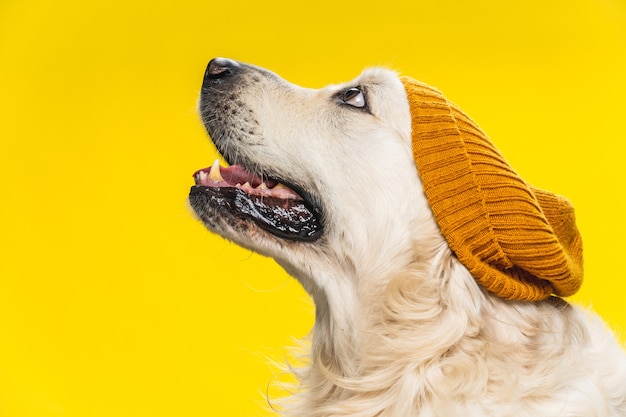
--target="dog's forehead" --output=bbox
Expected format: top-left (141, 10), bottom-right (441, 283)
top-left (317, 67), bottom-right (403, 93)
top-left (354, 67), bottom-right (401, 86)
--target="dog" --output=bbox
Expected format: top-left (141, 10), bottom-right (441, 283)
top-left (189, 58), bottom-right (626, 416)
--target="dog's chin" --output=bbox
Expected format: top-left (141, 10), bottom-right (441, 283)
top-left (188, 161), bottom-right (324, 243)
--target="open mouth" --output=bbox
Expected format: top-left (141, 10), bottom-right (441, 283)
top-left (189, 160), bottom-right (323, 241)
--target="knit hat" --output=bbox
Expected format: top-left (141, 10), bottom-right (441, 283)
top-left (400, 77), bottom-right (583, 301)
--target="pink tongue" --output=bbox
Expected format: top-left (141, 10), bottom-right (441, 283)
top-left (193, 163), bottom-right (303, 200)
top-left (220, 165), bottom-right (278, 188)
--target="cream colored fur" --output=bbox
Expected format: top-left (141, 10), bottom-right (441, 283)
top-left (196, 64), bottom-right (626, 416)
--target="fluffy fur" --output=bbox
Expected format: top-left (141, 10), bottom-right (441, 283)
top-left (191, 60), bottom-right (626, 416)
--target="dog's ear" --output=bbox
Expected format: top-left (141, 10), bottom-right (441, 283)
top-left (400, 76), bottom-right (583, 301)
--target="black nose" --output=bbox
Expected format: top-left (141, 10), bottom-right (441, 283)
top-left (204, 57), bottom-right (240, 81)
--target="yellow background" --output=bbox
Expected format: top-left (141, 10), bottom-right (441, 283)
top-left (1, 0), bottom-right (625, 416)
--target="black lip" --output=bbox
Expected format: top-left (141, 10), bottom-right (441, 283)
top-left (189, 185), bottom-right (323, 241)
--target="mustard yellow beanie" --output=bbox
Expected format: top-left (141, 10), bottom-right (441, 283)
top-left (400, 77), bottom-right (583, 301)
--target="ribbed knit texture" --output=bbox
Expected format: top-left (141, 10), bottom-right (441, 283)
top-left (400, 77), bottom-right (583, 301)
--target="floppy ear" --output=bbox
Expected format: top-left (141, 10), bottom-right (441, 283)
top-left (400, 76), bottom-right (583, 301)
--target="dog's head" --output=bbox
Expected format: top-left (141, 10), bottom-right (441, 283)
top-left (189, 58), bottom-right (584, 305)
top-left (189, 58), bottom-right (438, 295)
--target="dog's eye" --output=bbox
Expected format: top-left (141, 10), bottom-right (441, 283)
top-left (341, 87), bottom-right (366, 108)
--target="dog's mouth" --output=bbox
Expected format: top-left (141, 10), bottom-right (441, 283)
top-left (189, 160), bottom-right (323, 241)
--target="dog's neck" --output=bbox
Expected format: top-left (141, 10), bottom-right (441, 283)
top-left (277, 197), bottom-right (509, 414)
top-left (283, 239), bottom-right (591, 417)
top-left (291, 226), bottom-right (469, 373)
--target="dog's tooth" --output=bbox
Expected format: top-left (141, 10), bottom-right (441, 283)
top-left (273, 183), bottom-right (286, 189)
top-left (241, 182), bottom-right (252, 189)
top-left (258, 182), bottom-right (269, 190)
top-left (209, 159), bottom-right (223, 182)
top-left (198, 171), bottom-right (208, 182)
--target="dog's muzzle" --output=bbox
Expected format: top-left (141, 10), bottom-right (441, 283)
top-left (189, 58), bottom-right (324, 242)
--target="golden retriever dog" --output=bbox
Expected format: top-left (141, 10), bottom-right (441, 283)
top-left (189, 58), bottom-right (626, 416)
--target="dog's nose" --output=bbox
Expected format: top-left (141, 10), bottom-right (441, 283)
top-left (204, 57), bottom-right (240, 81)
